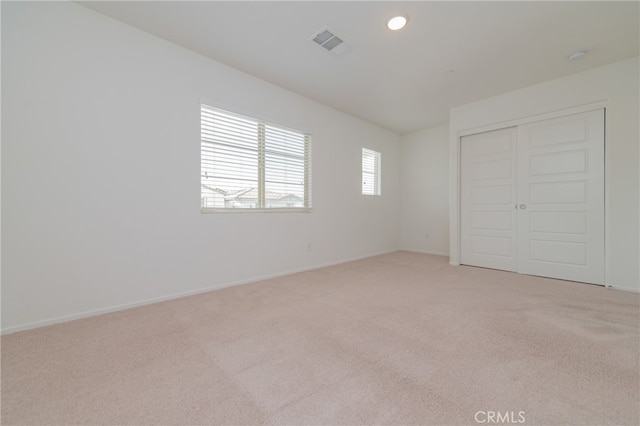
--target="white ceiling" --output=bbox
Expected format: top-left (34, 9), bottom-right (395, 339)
top-left (79, 1), bottom-right (639, 135)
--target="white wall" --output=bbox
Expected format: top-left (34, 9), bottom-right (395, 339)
top-left (400, 125), bottom-right (449, 255)
top-left (449, 57), bottom-right (640, 292)
top-left (1, 2), bottom-right (401, 333)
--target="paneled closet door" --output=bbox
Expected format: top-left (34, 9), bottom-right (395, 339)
top-left (460, 127), bottom-right (518, 272)
top-left (516, 110), bottom-right (605, 285)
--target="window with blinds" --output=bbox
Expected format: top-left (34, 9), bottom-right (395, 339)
top-left (201, 105), bottom-right (311, 212)
top-left (362, 148), bottom-right (381, 196)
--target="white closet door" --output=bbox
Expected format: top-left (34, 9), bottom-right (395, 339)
top-left (517, 109), bottom-right (605, 284)
top-left (461, 127), bottom-right (518, 272)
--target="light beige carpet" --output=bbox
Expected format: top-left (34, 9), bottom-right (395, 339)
top-left (2, 251), bottom-right (639, 425)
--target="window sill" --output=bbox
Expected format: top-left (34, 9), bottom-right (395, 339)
top-left (201, 207), bottom-right (313, 214)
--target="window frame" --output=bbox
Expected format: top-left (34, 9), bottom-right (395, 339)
top-left (362, 147), bottom-right (382, 196)
top-left (201, 104), bottom-right (312, 213)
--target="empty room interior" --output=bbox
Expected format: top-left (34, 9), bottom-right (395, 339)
top-left (2, 1), bottom-right (640, 425)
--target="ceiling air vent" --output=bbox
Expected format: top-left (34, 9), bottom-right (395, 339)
top-left (311, 26), bottom-right (350, 55)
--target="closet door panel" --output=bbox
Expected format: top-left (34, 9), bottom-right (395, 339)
top-left (517, 109), bottom-right (605, 284)
top-left (461, 127), bottom-right (518, 272)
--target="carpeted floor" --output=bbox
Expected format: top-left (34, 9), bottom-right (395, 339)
top-left (2, 251), bottom-right (639, 425)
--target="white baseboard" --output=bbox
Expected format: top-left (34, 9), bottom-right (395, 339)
top-left (1, 248), bottom-right (400, 335)
top-left (606, 285), bottom-right (640, 293)
top-left (401, 248), bottom-right (450, 257)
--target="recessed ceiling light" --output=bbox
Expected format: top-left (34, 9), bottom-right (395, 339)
top-left (568, 50), bottom-right (587, 61)
top-left (387, 16), bottom-right (407, 31)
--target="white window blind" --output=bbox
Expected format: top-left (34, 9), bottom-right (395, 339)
top-left (362, 148), bottom-right (381, 196)
top-left (201, 104), bottom-right (311, 211)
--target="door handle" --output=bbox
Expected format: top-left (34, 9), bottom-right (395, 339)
top-left (519, 204), bottom-right (527, 210)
